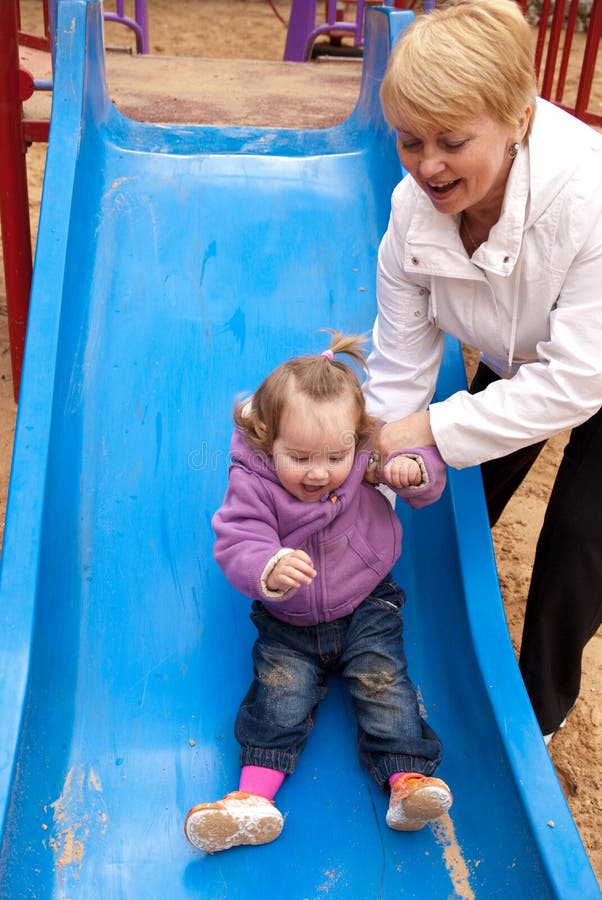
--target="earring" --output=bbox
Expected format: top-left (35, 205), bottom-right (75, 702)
top-left (509, 141), bottom-right (520, 159)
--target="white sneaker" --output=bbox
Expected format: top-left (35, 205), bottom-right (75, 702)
top-left (184, 791), bottom-right (283, 853)
top-left (386, 773), bottom-right (453, 832)
top-left (543, 717), bottom-right (567, 746)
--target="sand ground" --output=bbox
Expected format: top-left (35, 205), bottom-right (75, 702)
top-left (4, 0), bottom-right (601, 885)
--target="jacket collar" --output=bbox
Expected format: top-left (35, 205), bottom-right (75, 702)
top-left (404, 145), bottom-right (530, 280)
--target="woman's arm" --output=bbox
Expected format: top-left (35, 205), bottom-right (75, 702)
top-left (430, 220), bottom-right (602, 469)
top-left (363, 186), bottom-right (445, 427)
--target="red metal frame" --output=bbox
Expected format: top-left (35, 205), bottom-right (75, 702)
top-left (0, 0), bottom-right (600, 401)
top-left (535, 0), bottom-right (602, 127)
top-left (0, 0), bottom-right (148, 400)
top-left (0, 0), bottom-right (36, 400)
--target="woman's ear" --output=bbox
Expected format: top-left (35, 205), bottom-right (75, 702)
top-left (517, 104), bottom-right (533, 140)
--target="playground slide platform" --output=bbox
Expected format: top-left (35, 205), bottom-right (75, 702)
top-left (21, 45), bottom-right (363, 130)
top-left (0, 2), bottom-right (599, 897)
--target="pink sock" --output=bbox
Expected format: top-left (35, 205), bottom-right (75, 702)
top-left (239, 765), bottom-right (286, 800)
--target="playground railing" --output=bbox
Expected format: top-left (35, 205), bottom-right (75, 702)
top-left (518, 0), bottom-right (601, 127)
top-left (0, 0), bottom-right (149, 400)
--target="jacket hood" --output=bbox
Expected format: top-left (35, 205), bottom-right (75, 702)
top-left (229, 427), bottom-right (281, 486)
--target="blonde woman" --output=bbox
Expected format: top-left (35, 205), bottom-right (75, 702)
top-left (364, 0), bottom-right (602, 744)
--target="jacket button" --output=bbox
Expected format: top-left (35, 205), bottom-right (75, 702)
top-left (411, 256), bottom-right (419, 265)
top-left (503, 255), bottom-right (510, 263)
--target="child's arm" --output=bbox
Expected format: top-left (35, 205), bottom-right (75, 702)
top-left (212, 465), bottom-right (313, 601)
top-left (382, 446), bottom-right (447, 509)
top-left (384, 454), bottom-right (423, 488)
top-left (264, 549), bottom-right (316, 593)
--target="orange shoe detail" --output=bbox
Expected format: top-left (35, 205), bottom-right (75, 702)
top-left (387, 773), bottom-right (453, 832)
top-left (184, 791), bottom-right (283, 853)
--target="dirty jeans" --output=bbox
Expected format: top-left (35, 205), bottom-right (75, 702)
top-left (235, 578), bottom-right (442, 788)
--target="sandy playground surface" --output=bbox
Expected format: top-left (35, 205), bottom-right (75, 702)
top-left (3, 0), bottom-right (600, 885)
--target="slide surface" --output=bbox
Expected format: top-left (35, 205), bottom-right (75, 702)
top-left (0, 3), bottom-right (599, 897)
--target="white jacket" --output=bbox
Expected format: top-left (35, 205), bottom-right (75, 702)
top-left (364, 99), bottom-right (602, 469)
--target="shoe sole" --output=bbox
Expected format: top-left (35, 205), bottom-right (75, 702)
top-left (387, 785), bottom-right (453, 832)
top-left (185, 806), bottom-right (283, 853)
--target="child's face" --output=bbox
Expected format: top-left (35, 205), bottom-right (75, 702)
top-left (271, 392), bottom-right (358, 502)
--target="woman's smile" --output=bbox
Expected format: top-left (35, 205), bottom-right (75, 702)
top-left (397, 113), bottom-right (518, 219)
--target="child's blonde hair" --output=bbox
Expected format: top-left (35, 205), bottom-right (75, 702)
top-left (234, 331), bottom-right (377, 454)
top-left (380, 0), bottom-right (537, 138)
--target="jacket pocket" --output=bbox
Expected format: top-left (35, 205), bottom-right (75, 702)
top-left (320, 527), bottom-right (387, 616)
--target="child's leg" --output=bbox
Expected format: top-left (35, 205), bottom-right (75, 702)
top-left (342, 580), bottom-right (452, 829)
top-left (185, 611), bottom-right (324, 854)
top-left (235, 615), bottom-right (326, 777)
top-left (239, 765), bottom-right (286, 800)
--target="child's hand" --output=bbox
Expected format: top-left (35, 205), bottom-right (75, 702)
top-left (384, 455), bottom-right (423, 489)
top-left (266, 550), bottom-right (316, 592)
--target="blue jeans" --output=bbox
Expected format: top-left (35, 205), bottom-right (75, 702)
top-left (235, 578), bottom-right (442, 788)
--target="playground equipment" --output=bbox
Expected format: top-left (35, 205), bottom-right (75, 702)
top-left (104, 0), bottom-right (149, 53)
top-left (0, 1), bottom-right (599, 896)
top-left (284, 0), bottom-right (435, 61)
top-left (0, 0), bottom-right (148, 400)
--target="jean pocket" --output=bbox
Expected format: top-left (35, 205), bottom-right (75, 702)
top-left (250, 600), bottom-right (271, 623)
top-left (369, 579), bottom-right (406, 611)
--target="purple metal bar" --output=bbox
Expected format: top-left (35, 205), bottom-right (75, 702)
top-left (284, 0), bottom-right (317, 61)
top-left (285, 1), bottom-right (436, 62)
top-left (302, 22), bottom-right (360, 60)
top-left (104, 0), bottom-right (149, 54)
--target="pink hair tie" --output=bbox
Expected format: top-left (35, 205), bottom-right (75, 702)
top-left (321, 349), bottom-right (334, 361)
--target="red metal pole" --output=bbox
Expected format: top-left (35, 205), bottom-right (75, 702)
top-left (574, 0), bottom-right (602, 122)
top-left (0, 0), bottom-right (33, 401)
top-left (554, 0), bottom-right (579, 104)
top-left (540, 0), bottom-right (566, 99)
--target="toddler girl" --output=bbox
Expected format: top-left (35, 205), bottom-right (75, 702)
top-left (184, 332), bottom-right (452, 853)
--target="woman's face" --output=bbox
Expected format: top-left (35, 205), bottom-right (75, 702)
top-left (396, 112), bottom-right (519, 220)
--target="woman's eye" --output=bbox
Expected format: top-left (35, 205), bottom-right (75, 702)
top-left (329, 456), bottom-right (343, 464)
top-left (444, 140), bottom-right (467, 150)
top-left (400, 141), bottom-right (421, 151)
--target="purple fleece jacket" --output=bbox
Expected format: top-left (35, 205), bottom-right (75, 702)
top-left (212, 429), bottom-right (447, 626)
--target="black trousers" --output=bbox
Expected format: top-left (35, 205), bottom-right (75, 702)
top-left (470, 363), bottom-right (602, 734)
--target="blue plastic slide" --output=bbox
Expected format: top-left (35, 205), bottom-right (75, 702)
top-left (0, 2), bottom-right (599, 897)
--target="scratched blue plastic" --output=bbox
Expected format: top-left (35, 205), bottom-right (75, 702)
top-left (0, 2), bottom-right (599, 897)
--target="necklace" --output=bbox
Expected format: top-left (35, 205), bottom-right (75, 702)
top-left (461, 213), bottom-right (480, 253)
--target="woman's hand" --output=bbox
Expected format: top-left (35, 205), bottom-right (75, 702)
top-left (365, 412), bottom-right (436, 485)
top-left (378, 411), bottom-right (435, 457)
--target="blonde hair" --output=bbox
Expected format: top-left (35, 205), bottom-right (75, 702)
top-left (381, 0), bottom-right (537, 138)
top-left (234, 331), bottom-right (377, 454)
